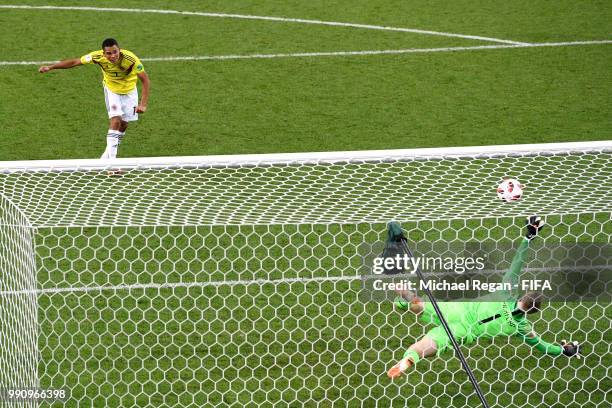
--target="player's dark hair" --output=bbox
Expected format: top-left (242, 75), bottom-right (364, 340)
top-left (520, 292), bottom-right (543, 314)
top-left (102, 38), bottom-right (119, 49)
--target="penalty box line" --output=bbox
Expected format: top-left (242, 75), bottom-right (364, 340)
top-left (1, 41), bottom-right (611, 66)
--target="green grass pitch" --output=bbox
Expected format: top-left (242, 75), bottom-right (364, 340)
top-left (0, 0), bottom-right (610, 160)
top-left (0, 1), bottom-right (610, 407)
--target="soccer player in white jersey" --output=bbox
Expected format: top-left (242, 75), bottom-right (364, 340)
top-left (39, 38), bottom-right (151, 160)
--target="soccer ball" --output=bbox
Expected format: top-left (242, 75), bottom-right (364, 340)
top-left (497, 178), bottom-right (523, 202)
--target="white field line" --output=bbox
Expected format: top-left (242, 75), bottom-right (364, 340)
top-left (1, 41), bottom-right (611, 66)
top-left (0, 4), bottom-right (528, 45)
top-left (0, 265), bottom-right (602, 297)
top-left (0, 275), bottom-right (360, 296)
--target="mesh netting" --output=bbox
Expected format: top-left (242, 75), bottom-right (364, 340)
top-left (0, 143), bottom-right (610, 407)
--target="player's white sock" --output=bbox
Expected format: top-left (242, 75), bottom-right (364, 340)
top-left (116, 131), bottom-right (126, 157)
top-left (102, 130), bottom-right (122, 159)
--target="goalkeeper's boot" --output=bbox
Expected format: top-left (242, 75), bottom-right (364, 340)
top-left (387, 356), bottom-right (413, 379)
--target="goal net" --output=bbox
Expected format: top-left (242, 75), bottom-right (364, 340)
top-left (0, 142), bottom-right (610, 407)
top-left (0, 195), bottom-right (38, 407)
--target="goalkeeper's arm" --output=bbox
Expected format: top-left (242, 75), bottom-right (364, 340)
top-left (503, 216), bottom-right (545, 290)
top-left (520, 332), bottom-right (581, 357)
top-left (521, 332), bottom-right (563, 355)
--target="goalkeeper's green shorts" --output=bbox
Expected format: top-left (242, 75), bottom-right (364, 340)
top-left (420, 301), bottom-right (475, 355)
top-left (425, 324), bottom-right (475, 355)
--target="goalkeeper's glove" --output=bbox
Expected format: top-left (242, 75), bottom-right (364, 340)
top-left (525, 215), bottom-right (545, 240)
top-left (561, 340), bottom-right (582, 358)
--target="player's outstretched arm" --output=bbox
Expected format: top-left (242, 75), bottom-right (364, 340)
top-left (503, 216), bottom-right (546, 287)
top-left (521, 332), bottom-right (582, 358)
top-left (38, 58), bottom-right (82, 73)
top-left (136, 71), bottom-right (150, 113)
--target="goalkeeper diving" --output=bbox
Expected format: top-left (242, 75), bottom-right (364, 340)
top-left (387, 216), bottom-right (582, 379)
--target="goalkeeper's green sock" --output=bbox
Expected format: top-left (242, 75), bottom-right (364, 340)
top-left (402, 349), bottom-right (420, 365)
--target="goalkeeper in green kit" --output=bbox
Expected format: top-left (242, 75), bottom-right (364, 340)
top-left (387, 216), bottom-right (582, 379)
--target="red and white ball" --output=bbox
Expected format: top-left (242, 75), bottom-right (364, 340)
top-left (497, 178), bottom-right (523, 202)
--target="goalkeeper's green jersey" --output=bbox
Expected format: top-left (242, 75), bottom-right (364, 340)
top-left (418, 238), bottom-right (562, 356)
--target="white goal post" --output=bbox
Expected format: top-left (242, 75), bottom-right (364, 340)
top-left (0, 141), bottom-right (610, 407)
top-left (0, 194), bottom-right (38, 408)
